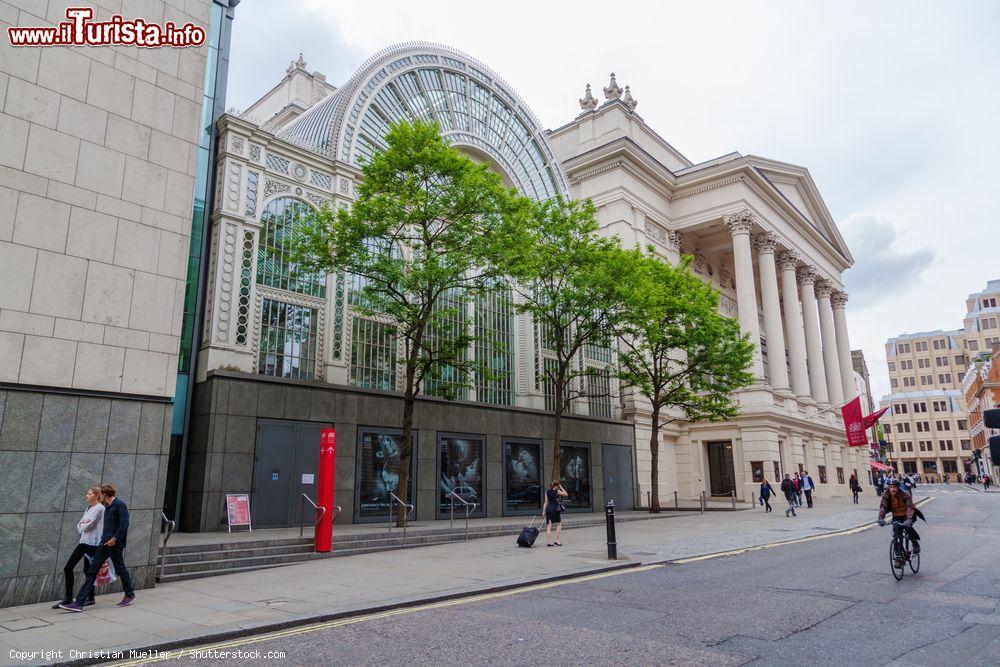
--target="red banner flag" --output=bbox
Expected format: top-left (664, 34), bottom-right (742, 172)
top-left (841, 397), bottom-right (868, 447)
top-left (862, 406), bottom-right (889, 430)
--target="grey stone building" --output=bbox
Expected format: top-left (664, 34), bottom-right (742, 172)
top-left (0, 0), bottom-right (232, 606)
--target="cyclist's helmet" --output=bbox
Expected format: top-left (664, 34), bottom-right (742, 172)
top-left (888, 479), bottom-right (901, 486)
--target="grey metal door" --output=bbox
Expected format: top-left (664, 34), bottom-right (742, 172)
top-left (253, 420), bottom-right (331, 528)
top-left (253, 421), bottom-right (295, 527)
top-left (602, 444), bottom-right (634, 510)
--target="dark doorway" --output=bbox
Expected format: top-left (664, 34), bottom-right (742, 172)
top-left (602, 444), bottom-right (634, 510)
top-left (252, 420), bottom-right (331, 528)
top-left (707, 441), bottom-right (736, 496)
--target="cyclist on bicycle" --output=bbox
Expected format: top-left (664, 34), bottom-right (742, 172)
top-left (877, 479), bottom-right (920, 553)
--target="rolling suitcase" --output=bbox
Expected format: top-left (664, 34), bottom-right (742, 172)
top-left (516, 516), bottom-right (540, 548)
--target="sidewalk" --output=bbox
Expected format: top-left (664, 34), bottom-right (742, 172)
top-left (0, 494), bottom-right (901, 666)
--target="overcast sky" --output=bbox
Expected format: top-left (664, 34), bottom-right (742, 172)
top-left (226, 0), bottom-right (1000, 401)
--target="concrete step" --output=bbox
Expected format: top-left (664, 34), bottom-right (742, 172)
top-left (157, 537), bottom-right (464, 581)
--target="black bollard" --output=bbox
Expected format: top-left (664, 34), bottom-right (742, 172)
top-left (605, 500), bottom-right (617, 560)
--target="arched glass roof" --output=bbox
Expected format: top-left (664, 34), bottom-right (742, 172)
top-left (279, 42), bottom-right (567, 200)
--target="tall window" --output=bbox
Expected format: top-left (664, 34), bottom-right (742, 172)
top-left (475, 289), bottom-right (514, 405)
top-left (424, 288), bottom-right (468, 400)
top-left (257, 197), bottom-right (326, 297)
top-left (257, 299), bottom-right (318, 379)
top-left (587, 367), bottom-right (613, 419)
top-left (350, 318), bottom-right (397, 390)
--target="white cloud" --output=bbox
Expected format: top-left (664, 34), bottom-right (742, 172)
top-left (840, 213), bottom-right (934, 309)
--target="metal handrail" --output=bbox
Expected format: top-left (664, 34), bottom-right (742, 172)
top-left (299, 493), bottom-right (327, 538)
top-left (387, 492), bottom-right (415, 543)
top-left (448, 491), bottom-right (478, 540)
top-left (157, 512), bottom-right (176, 582)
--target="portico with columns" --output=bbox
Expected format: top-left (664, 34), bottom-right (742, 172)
top-left (547, 74), bottom-right (863, 506)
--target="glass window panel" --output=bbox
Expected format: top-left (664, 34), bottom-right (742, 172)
top-left (350, 317), bottom-right (397, 390)
top-left (256, 197), bottom-right (326, 297)
top-left (257, 299), bottom-right (318, 379)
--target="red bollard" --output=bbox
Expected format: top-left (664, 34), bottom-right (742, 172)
top-left (315, 428), bottom-right (336, 553)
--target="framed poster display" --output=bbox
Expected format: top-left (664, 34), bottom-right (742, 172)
top-left (503, 439), bottom-right (542, 516)
top-left (355, 428), bottom-right (416, 522)
top-left (558, 442), bottom-right (591, 510)
top-left (437, 433), bottom-right (486, 518)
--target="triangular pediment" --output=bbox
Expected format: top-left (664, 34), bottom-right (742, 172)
top-left (751, 160), bottom-right (854, 266)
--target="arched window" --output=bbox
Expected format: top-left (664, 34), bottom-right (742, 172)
top-left (257, 197), bottom-right (325, 298)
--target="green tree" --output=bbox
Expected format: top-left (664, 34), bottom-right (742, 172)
top-left (507, 197), bottom-right (638, 481)
top-left (292, 120), bottom-right (523, 525)
top-left (616, 252), bottom-right (755, 512)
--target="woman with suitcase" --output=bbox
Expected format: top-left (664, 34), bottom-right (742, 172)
top-left (542, 481), bottom-right (569, 547)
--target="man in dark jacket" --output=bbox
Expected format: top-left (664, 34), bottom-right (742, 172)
top-left (877, 479), bottom-right (921, 553)
top-left (60, 484), bottom-right (135, 611)
top-left (780, 474), bottom-right (797, 517)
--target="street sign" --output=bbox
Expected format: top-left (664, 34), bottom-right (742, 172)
top-left (225, 493), bottom-right (251, 533)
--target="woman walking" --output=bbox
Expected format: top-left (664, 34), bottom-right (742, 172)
top-left (541, 481), bottom-right (569, 547)
top-left (849, 473), bottom-right (862, 504)
top-left (759, 478), bottom-right (775, 513)
top-left (52, 487), bottom-right (104, 609)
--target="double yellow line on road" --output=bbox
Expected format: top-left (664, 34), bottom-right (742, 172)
top-left (110, 499), bottom-right (934, 666)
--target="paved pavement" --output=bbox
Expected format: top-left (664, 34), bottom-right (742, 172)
top-left (0, 491), bottom-right (926, 666)
top-left (142, 486), bottom-right (1000, 667)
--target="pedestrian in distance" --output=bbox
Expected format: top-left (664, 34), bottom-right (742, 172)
top-left (792, 473), bottom-right (803, 507)
top-left (59, 484), bottom-right (135, 612)
top-left (52, 487), bottom-right (104, 609)
top-left (801, 470), bottom-right (816, 508)
top-left (759, 478), bottom-right (775, 513)
top-left (541, 480), bottom-right (568, 547)
top-left (849, 473), bottom-right (862, 504)
top-left (781, 474), bottom-right (797, 517)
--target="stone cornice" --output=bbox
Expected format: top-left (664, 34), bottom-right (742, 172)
top-left (671, 175), bottom-right (745, 200)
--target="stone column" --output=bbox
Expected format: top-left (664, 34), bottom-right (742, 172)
top-left (797, 267), bottom-right (829, 406)
top-left (753, 233), bottom-right (790, 391)
top-left (832, 291), bottom-right (857, 401)
top-left (724, 210), bottom-right (764, 380)
top-left (816, 280), bottom-right (845, 406)
top-left (778, 251), bottom-right (811, 398)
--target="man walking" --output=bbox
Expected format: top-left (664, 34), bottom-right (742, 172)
top-left (59, 484), bottom-right (135, 611)
top-left (781, 474), bottom-right (798, 517)
top-left (801, 470), bottom-right (816, 508)
top-left (792, 472), bottom-right (803, 507)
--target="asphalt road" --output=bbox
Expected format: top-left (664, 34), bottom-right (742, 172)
top-left (153, 487), bottom-right (1000, 666)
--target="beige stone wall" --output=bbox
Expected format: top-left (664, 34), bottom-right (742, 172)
top-left (0, 0), bottom-right (211, 397)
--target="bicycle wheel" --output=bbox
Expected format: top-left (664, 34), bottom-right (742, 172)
top-left (890, 539), bottom-right (905, 580)
top-left (908, 538), bottom-right (920, 573)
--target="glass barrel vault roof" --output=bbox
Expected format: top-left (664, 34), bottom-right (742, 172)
top-left (279, 42), bottom-right (567, 200)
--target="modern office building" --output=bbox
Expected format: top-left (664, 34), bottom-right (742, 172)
top-left (879, 280), bottom-right (1000, 480)
top-left (0, 0), bottom-right (234, 606)
top-left (180, 42), bottom-right (861, 532)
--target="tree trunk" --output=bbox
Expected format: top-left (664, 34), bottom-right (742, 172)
top-left (396, 388), bottom-right (415, 528)
top-left (551, 385), bottom-right (563, 483)
top-left (649, 406), bottom-right (661, 513)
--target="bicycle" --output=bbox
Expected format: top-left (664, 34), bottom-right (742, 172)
top-left (883, 519), bottom-right (920, 580)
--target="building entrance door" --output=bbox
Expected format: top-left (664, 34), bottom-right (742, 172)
top-left (707, 441), bottom-right (736, 496)
top-left (602, 444), bottom-right (634, 510)
top-left (252, 420), bottom-right (331, 528)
